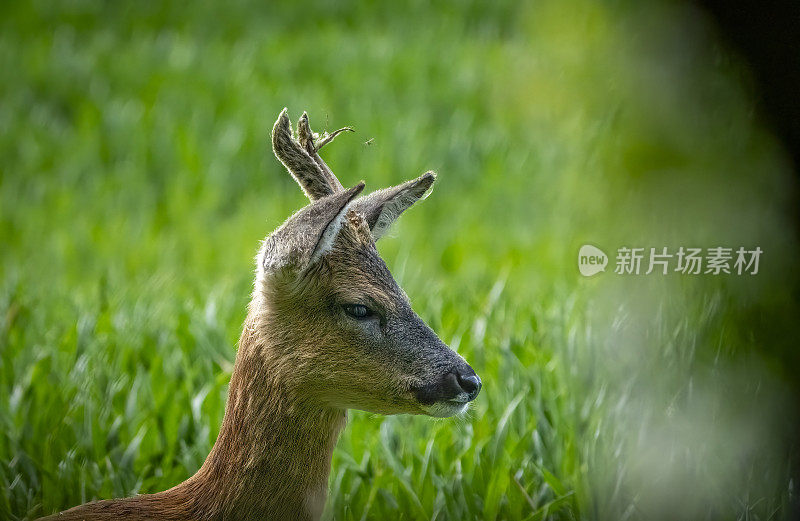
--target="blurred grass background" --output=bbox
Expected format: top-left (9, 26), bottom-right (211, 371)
top-left (1, 0), bottom-right (799, 520)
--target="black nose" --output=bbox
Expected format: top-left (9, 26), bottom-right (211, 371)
top-left (456, 368), bottom-right (482, 400)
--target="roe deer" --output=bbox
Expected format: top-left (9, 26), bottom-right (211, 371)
top-left (42, 108), bottom-right (481, 521)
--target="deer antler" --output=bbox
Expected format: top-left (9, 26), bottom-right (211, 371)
top-left (297, 111), bottom-right (351, 194)
top-left (272, 108), bottom-right (352, 201)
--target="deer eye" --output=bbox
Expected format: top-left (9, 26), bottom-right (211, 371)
top-left (343, 304), bottom-right (372, 319)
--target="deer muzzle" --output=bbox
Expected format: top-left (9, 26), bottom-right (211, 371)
top-left (412, 362), bottom-right (482, 417)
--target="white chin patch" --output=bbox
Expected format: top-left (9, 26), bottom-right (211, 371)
top-left (423, 401), bottom-right (469, 418)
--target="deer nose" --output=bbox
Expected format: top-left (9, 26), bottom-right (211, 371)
top-left (455, 368), bottom-right (482, 401)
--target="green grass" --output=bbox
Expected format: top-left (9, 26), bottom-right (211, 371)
top-left (1, 1), bottom-right (799, 520)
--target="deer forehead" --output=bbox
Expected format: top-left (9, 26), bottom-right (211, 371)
top-left (326, 248), bottom-right (406, 312)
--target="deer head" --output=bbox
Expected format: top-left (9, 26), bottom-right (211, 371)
top-left (38, 109), bottom-right (483, 521)
top-left (255, 108), bottom-right (482, 418)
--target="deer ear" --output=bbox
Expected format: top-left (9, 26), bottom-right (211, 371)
top-left (262, 183), bottom-right (365, 273)
top-left (350, 172), bottom-right (435, 240)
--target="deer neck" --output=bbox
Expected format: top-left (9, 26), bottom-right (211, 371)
top-left (180, 313), bottom-right (347, 521)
